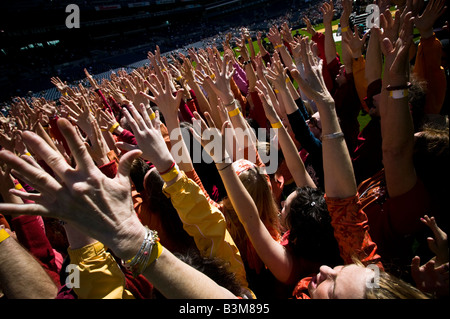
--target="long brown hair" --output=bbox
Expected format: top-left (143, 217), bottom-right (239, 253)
top-left (221, 165), bottom-right (281, 265)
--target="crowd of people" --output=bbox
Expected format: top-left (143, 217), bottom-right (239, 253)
top-left (0, 0), bottom-right (448, 300)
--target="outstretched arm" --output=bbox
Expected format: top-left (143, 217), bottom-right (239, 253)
top-left (0, 117), bottom-right (237, 299)
top-left (291, 37), bottom-right (356, 198)
top-left (0, 226), bottom-right (58, 299)
top-left (322, 0), bottom-right (338, 65)
top-left (192, 116), bottom-right (295, 284)
top-left (379, 11), bottom-right (417, 198)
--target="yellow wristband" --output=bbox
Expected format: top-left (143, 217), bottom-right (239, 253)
top-left (15, 182), bottom-right (23, 190)
top-left (389, 89), bottom-right (409, 99)
top-left (274, 89), bottom-right (280, 94)
top-left (161, 166), bottom-right (179, 182)
top-left (176, 76), bottom-right (183, 81)
top-left (228, 108), bottom-right (241, 117)
top-left (147, 241), bottom-right (163, 266)
top-left (0, 228), bottom-right (10, 243)
top-left (341, 26), bottom-right (349, 33)
top-left (109, 122), bottom-right (120, 133)
top-left (271, 121), bottom-right (283, 129)
top-left (24, 152), bottom-right (32, 156)
top-left (274, 44), bottom-right (283, 49)
top-left (149, 112), bottom-right (156, 121)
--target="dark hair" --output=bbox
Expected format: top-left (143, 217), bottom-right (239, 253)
top-left (130, 157), bottom-right (150, 193)
top-left (409, 74), bottom-right (428, 132)
top-left (143, 169), bottom-right (196, 249)
top-left (179, 121), bottom-right (226, 202)
top-left (130, 158), bottom-right (197, 254)
top-left (413, 122), bottom-right (449, 233)
top-left (285, 186), bottom-right (343, 267)
top-left (174, 249), bottom-right (244, 297)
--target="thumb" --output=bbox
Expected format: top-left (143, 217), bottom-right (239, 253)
top-left (427, 237), bottom-right (439, 255)
top-left (116, 149), bottom-right (142, 185)
top-left (116, 142), bottom-right (140, 153)
top-left (411, 256), bottom-right (421, 275)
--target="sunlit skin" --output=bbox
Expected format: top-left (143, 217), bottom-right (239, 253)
top-left (281, 193), bottom-right (375, 299)
top-left (309, 264), bottom-right (374, 299)
top-left (306, 112), bottom-right (322, 139)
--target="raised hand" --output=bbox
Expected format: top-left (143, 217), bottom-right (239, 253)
top-left (191, 111), bottom-right (229, 164)
top-left (420, 215), bottom-right (449, 266)
top-left (84, 68), bottom-right (100, 90)
top-left (201, 54), bottom-right (235, 105)
top-left (414, 0), bottom-right (447, 38)
top-left (60, 95), bottom-right (96, 137)
top-left (289, 37), bottom-right (332, 104)
top-left (302, 16), bottom-right (316, 37)
top-left (380, 10), bottom-right (415, 86)
top-left (120, 103), bottom-right (174, 172)
top-left (321, 0), bottom-right (336, 26)
top-left (140, 72), bottom-right (184, 121)
top-left (342, 26), bottom-right (369, 59)
top-left (411, 256), bottom-right (449, 297)
top-left (0, 119), bottom-right (146, 261)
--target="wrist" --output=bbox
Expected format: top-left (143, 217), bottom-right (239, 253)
top-left (0, 228), bottom-right (11, 245)
top-left (352, 50), bottom-right (362, 59)
top-left (419, 29), bottom-right (434, 40)
top-left (114, 223), bottom-right (148, 262)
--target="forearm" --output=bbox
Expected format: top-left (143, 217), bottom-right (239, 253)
top-left (216, 163), bottom-right (293, 283)
top-left (276, 125), bottom-right (316, 188)
top-left (365, 28), bottom-right (382, 84)
top-left (317, 100), bottom-right (356, 198)
top-left (324, 24), bottom-right (337, 65)
top-left (165, 116), bottom-right (194, 173)
top-left (189, 81), bottom-right (213, 116)
top-left (142, 248), bottom-right (237, 299)
top-left (380, 86), bottom-right (416, 197)
top-left (0, 232), bottom-right (58, 299)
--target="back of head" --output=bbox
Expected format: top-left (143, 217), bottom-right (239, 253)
top-left (173, 249), bottom-right (245, 298)
top-left (130, 158), bottom-right (150, 193)
top-left (413, 121), bottom-right (449, 231)
top-left (285, 186), bottom-right (343, 267)
top-left (222, 165), bottom-right (281, 260)
top-left (142, 168), bottom-right (197, 253)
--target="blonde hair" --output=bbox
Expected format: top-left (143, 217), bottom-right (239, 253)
top-left (351, 258), bottom-right (430, 299)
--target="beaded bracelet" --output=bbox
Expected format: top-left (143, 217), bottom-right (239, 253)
top-left (322, 131), bottom-right (344, 140)
top-left (224, 99), bottom-right (236, 107)
top-left (109, 122), bottom-right (120, 133)
top-left (271, 121), bottom-right (283, 129)
top-left (243, 60), bottom-right (252, 66)
top-left (0, 228), bottom-right (10, 244)
top-left (122, 227), bottom-right (162, 277)
top-left (228, 108), bottom-right (241, 118)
